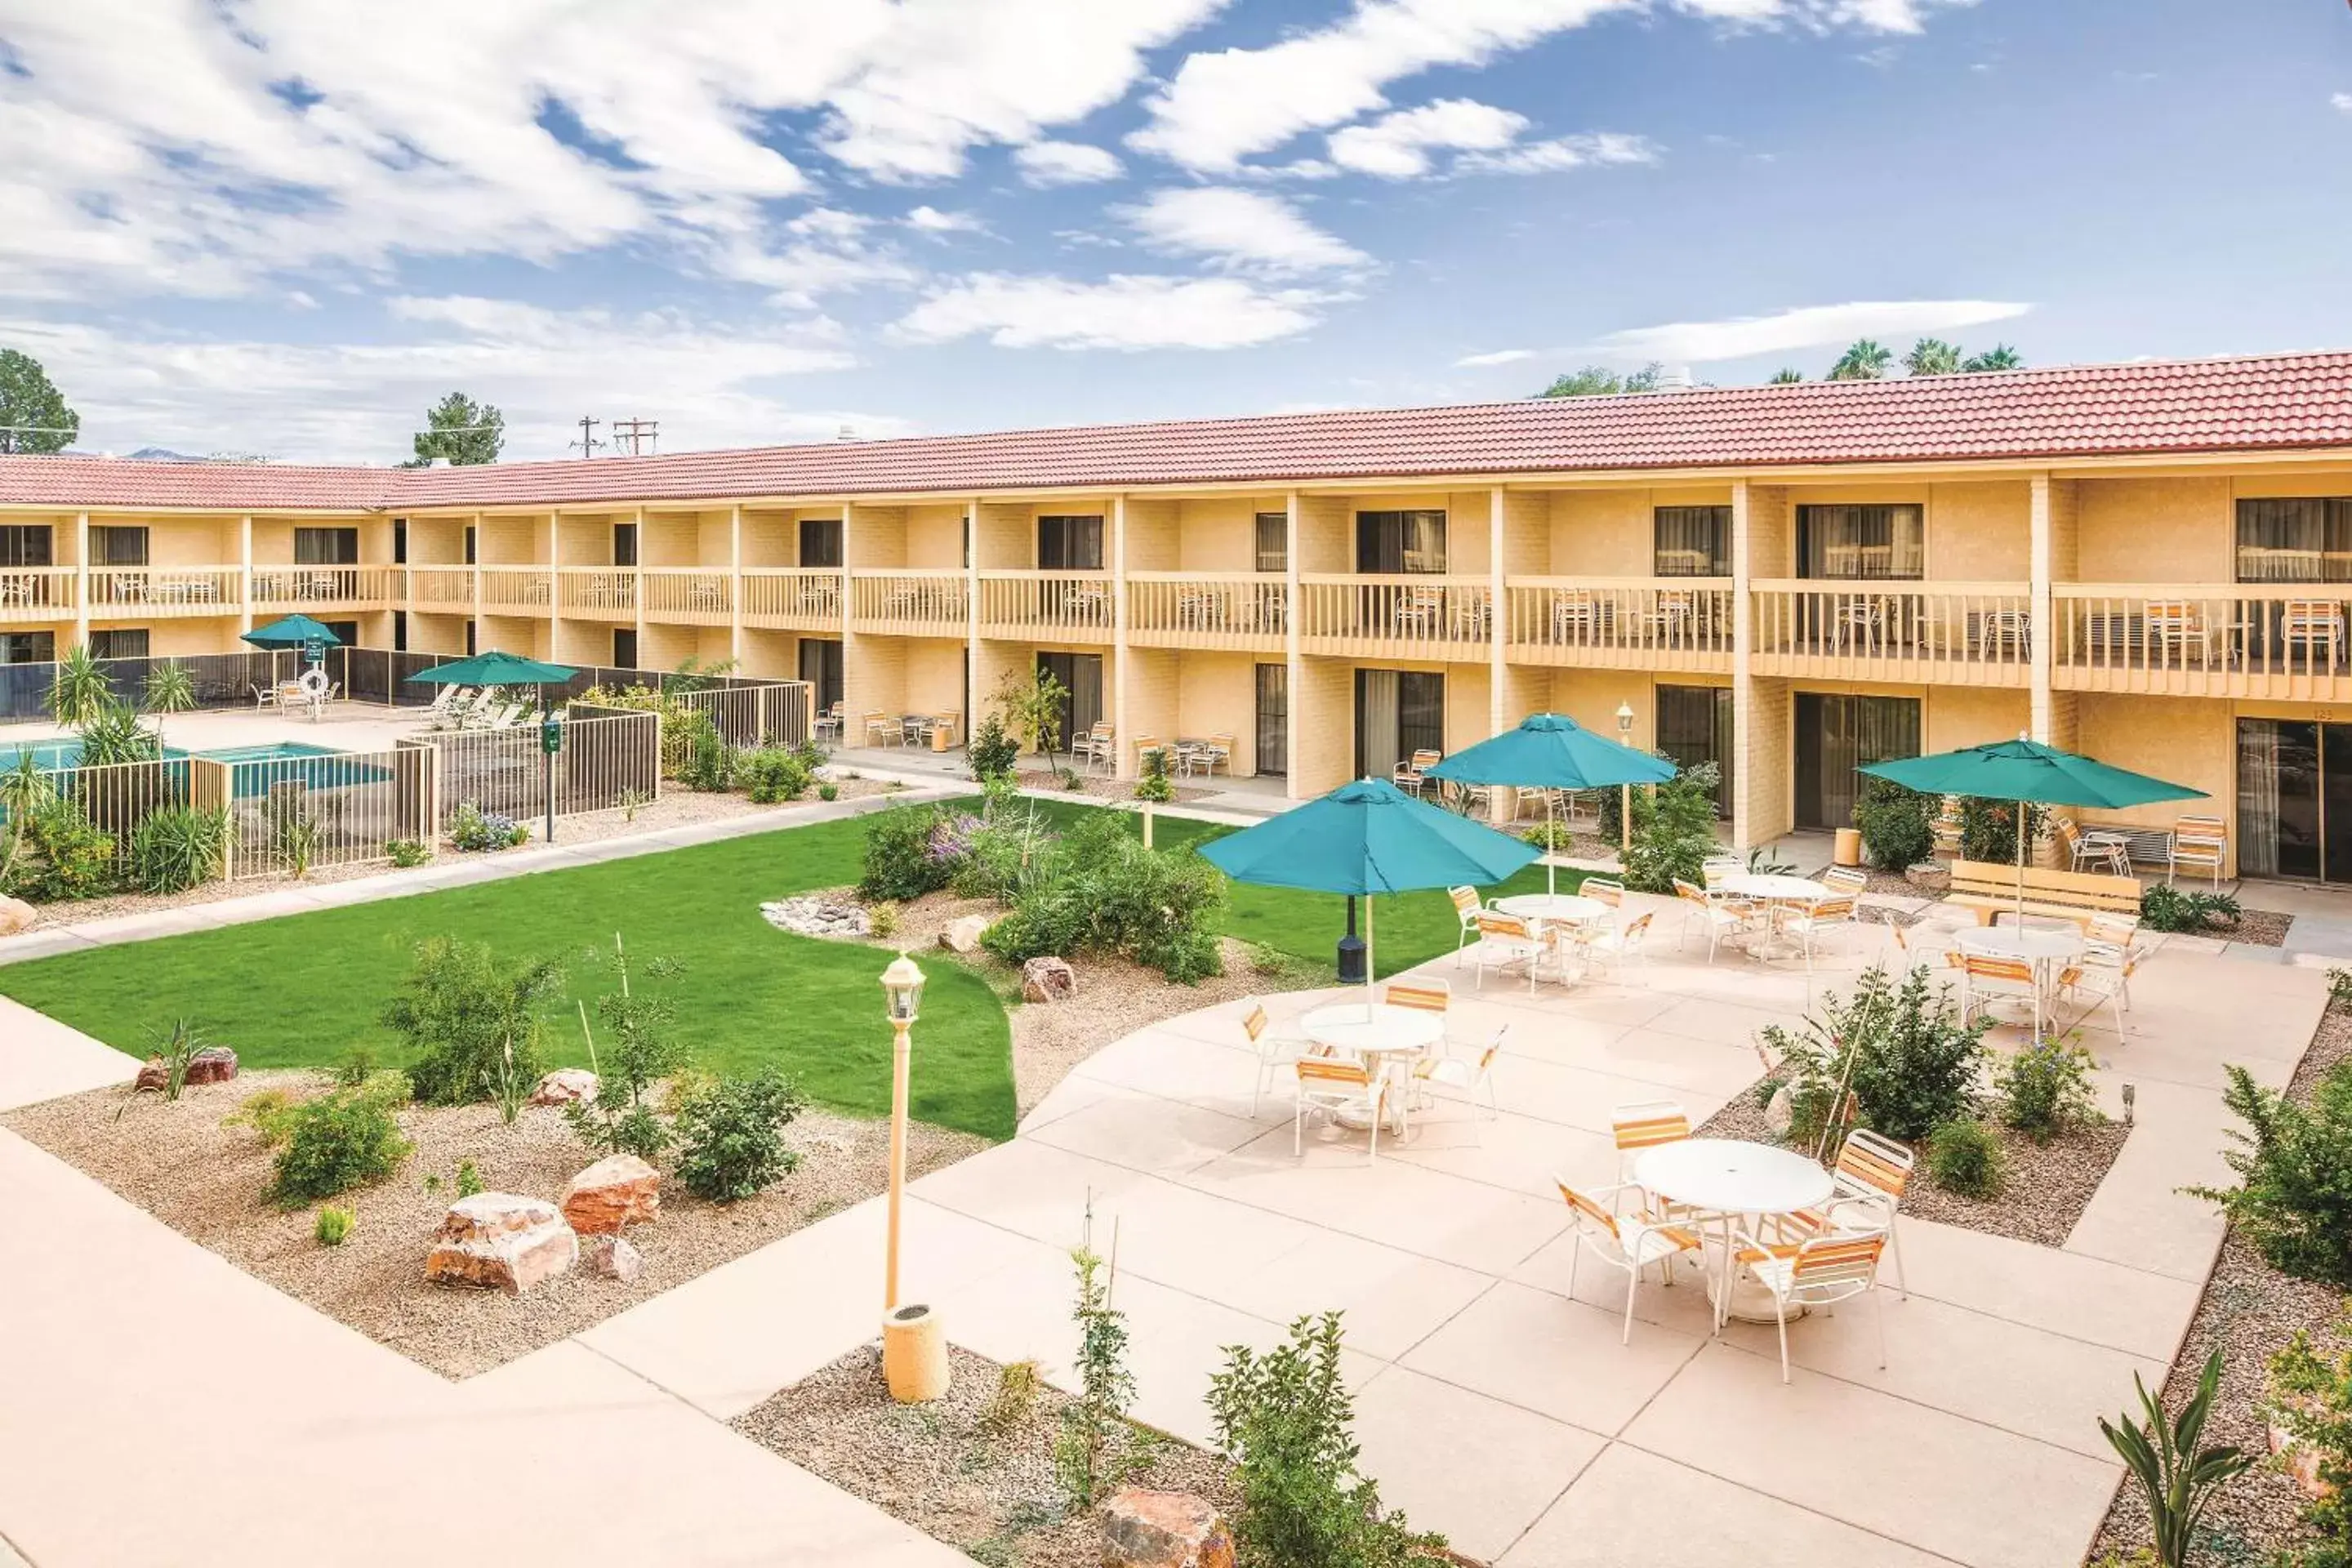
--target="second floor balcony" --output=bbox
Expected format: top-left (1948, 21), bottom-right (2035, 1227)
top-left (1126, 572), bottom-right (1286, 653)
top-left (87, 565), bottom-right (241, 617)
top-left (1297, 574), bottom-right (1492, 657)
top-left (1749, 581), bottom-right (2034, 685)
top-left (252, 565), bottom-right (403, 611)
top-left (742, 568), bottom-right (844, 631)
top-left (979, 571), bottom-right (1114, 644)
top-left (2055, 584), bottom-right (2352, 699)
top-left (1504, 578), bottom-right (1734, 671)
top-left (851, 568), bottom-right (967, 636)
top-left (0, 565), bottom-right (77, 623)
top-left (641, 568), bottom-right (733, 626)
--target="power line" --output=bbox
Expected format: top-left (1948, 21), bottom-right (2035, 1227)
top-left (568, 415), bottom-right (604, 459)
top-left (611, 416), bottom-right (658, 457)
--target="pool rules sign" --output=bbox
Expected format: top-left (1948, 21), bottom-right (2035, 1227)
top-left (539, 714), bottom-right (561, 844)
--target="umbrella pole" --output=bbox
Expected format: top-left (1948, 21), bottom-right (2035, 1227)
top-left (2015, 804), bottom-right (2027, 927)
top-left (1365, 896), bottom-right (1376, 1013)
top-left (1546, 791), bottom-right (1557, 898)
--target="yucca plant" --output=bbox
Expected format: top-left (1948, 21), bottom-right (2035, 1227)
top-left (128, 805), bottom-right (229, 893)
top-left (47, 643), bottom-right (115, 726)
top-left (141, 660), bottom-right (198, 745)
top-left (0, 750), bottom-right (56, 884)
top-left (2097, 1351), bottom-right (2251, 1567)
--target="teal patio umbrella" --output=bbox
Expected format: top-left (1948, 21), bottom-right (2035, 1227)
top-left (1858, 733), bottom-right (2205, 919)
top-left (1425, 713), bottom-right (1677, 893)
top-left (406, 650), bottom-right (582, 843)
top-left (1199, 776), bottom-right (1539, 987)
top-left (241, 613), bottom-right (343, 667)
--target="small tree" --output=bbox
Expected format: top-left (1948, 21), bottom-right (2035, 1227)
top-left (404, 390), bottom-right (504, 467)
top-left (380, 938), bottom-right (561, 1106)
top-left (1619, 761), bottom-right (1722, 893)
top-left (1054, 1227), bottom-right (1136, 1509)
top-left (47, 644), bottom-right (116, 726)
top-left (565, 936), bottom-right (688, 1159)
top-left (992, 665), bottom-right (1070, 760)
top-left (0, 347), bottom-right (79, 454)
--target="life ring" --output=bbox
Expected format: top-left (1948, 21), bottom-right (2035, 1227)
top-left (296, 666), bottom-right (331, 699)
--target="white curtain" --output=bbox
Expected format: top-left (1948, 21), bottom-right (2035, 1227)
top-left (1359, 670), bottom-right (1401, 780)
top-left (2237, 719), bottom-right (2283, 878)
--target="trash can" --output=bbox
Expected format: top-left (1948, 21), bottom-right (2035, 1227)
top-left (1833, 827), bottom-right (1864, 868)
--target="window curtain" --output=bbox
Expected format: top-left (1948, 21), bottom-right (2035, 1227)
top-left (2236, 719), bottom-right (2283, 878)
top-left (0, 525), bottom-right (52, 568)
top-left (1355, 510), bottom-right (1447, 573)
top-left (1037, 515), bottom-right (1104, 570)
top-left (798, 519), bottom-right (844, 568)
top-left (91, 526), bottom-right (149, 567)
top-left (1356, 669), bottom-right (1401, 779)
top-left (1798, 693), bottom-right (1920, 828)
top-left (1797, 505), bottom-right (1923, 580)
top-left (294, 528), bottom-right (359, 565)
top-left (1254, 513), bottom-right (1288, 572)
top-left (1653, 507), bottom-right (1730, 576)
top-left (2236, 497), bottom-right (2352, 583)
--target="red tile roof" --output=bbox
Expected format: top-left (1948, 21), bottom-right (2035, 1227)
top-left (6, 350), bottom-right (2351, 514)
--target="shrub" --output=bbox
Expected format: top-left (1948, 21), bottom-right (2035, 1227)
top-left (267, 1080), bottom-right (412, 1208)
top-left (1927, 1119), bottom-right (2005, 1198)
top-left (1206, 1312), bottom-right (1446, 1568)
top-left (979, 1358), bottom-right (1045, 1436)
top-left (7, 798), bottom-right (119, 902)
top-left (672, 1070), bottom-right (805, 1202)
top-left (968, 713), bottom-right (1020, 783)
top-left (127, 805), bottom-right (229, 893)
top-left (455, 1157), bottom-right (484, 1199)
top-left (1994, 1038), bottom-right (2104, 1141)
top-left (449, 801), bottom-right (528, 853)
top-left (2266, 1303), bottom-right (2352, 1554)
top-left (2189, 1062), bottom-right (2352, 1288)
top-left (1056, 766), bottom-right (1085, 792)
top-left (566, 939), bottom-right (688, 1159)
top-left (221, 1087), bottom-right (299, 1147)
top-left (1758, 964), bottom-right (1990, 1143)
top-left (380, 938), bottom-right (561, 1106)
top-left (739, 746), bottom-right (812, 804)
top-left (144, 1016), bottom-right (208, 1101)
top-left (982, 813), bottom-right (1226, 983)
top-left (1249, 942), bottom-right (1293, 978)
top-left (386, 838), bottom-right (430, 868)
top-left (868, 901), bottom-right (899, 939)
top-left (2140, 884), bottom-right (2242, 934)
top-left (1851, 776), bottom-right (1936, 871)
top-left (314, 1205), bottom-right (354, 1246)
top-left (1133, 747), bottom-right (1174, 804)
top-left (817, 782), bottom-right (839, 803)
top-left (951, 801), bottom-right (1053, 903)
top-left (1521, 819), bottom-right (1573, 852)
top-left (1958, 795), bottom-right (2047, 865)
top-left (1619, 761), bottom-right (1722, 894)
top-left (858, 803), bottom-right (959, 901)
top-left (1054, 1241), bottom-right (1135, 1508)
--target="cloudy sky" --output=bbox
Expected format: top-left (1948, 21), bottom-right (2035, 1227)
top-left (1, 0), bottom-right (2346, 462)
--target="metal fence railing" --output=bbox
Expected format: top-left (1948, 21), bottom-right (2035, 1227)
top-left (413, 707), bottom-right (659, 829)
top-left (207, 746), bottom-right (437, 880)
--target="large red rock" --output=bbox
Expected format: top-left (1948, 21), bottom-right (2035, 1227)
top-left (185, 1047), bottom-right (238, 1085)
top-left (0, 895), bottom-right (35, 937)
top-left (1102, 1491), bottom-right (1235, 1568)
top-left (1020, 956), bottom-right (1076, 1004)
top-left (560, 1153), bottom-right (661, 1235)
top-left (425, 1194), bottom-right (577, 1294)
top-left (528, 1067), bottom-right (599, 1107)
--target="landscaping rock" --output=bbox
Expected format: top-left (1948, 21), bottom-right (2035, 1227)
top-left (581, 1233), bottom-right (644, 1284)
top-left (2270, 1418), bottom-right (2336, 1501)
top-left (1763, 1083), bottom-right (1793, 1138)
top-left (560, 1152), bottom-right (661, 1235)
top-left (425, 1194), bottom-right (577, 1295)
top-left (938, 914), bottom-right (991, 955)
top-left (0, 894), bottom-right (33, 937)
top-left (1020, 956), bottom-right (1076, 1004)
top-left (185, 1047), bottom-right (238, 1085)
top-left (528, 1067), bottom-right (599, 1107)
top-left (760, 897), bottom-right (870, 939)
top-left (1102, 1490), bottom-right (1235, 1568)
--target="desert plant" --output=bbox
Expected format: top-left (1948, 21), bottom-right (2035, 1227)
top-left (2140, 884), bottom-right (2242, 934)
top-left (143, 1015), bottom-right (209, 1101)
top-left (1926, 1118), bottom-right (2005, 1198)
top-left (618, 786), bottom-right (650, 822)
top-left (858, 802), bottom-right (959, 901)
top-left (980, 1358), bottom-right (1045, 1436)
top-left (455, 1157), bottom-right (484, 1199)
top-left (314, 1205), bottom-right (354, 1246)
top-left (0, 750), bottom-right (56, 887)
top-left (449, 801), bottom-right (528, 853)
top-left (47, 643), bottom-right (114, 726)
top-left (1852, 775), bottom-right (1936, 870)
top-left (1994, 1037), bottom-right (2104, 1141)
top-left (981, 813), bottom-right (1226, 983)
top-left (565, 937), bottom-right (688, 1156)
top-left (867, 901), bottom-right (900, 939)
top-left (1520, 818), bottom-right (1574, 852)
top-left (738, 746), bottom-right (811, 804)
top-left (2189, 1061), bottom-right (2352, 1288)
top-left (7, 795), bottom-right (120, 902)
top-left (222, 1087), bottom-right (299, 1147)
top-left (1250, 942), bottom-right (1294, 978)
top-left (817, 782), bottom-right (840, 803)
top-left (680, 710), bottom-right (734, 791)
top-left (380, 938), bottom-right (561, 1106)
top-left (333, 1047), bottom-right (376, 1087)
top-left (1054, 1238), bottom-right (1135, 1508)
top-left (267, 1077), bottom-right (412, 1208)
top-left (2266, 1303), bottom-right (2352, 1557)
top-left (128, 805), bottom-right (229, 893)
top-left (385, 838), bottom-right (430, 868)
top-left (1206, 1312), bottom-right (1446, 1568)
top-left (140, 659), bottom-right (197, 744)
top-left (1619, 761), bottom-right (1722, 894)
top-left (488, 1034), bottom-right (529, 1125)
top-left (1757, 963), bottom-right (1991, 1143)
top-left (1133, 746), bottom-right (1174, 804)
top-left (2098, 1351), bottom-right (2252, 1568)
top-left (70, 693), bottom-right (163, 768)
top-left (671, 1069), bottom-right (805, 1201)
top-left (268, 795), bottom-right (323, 878)
top-left (967, 712), bottom-right (1020, 783)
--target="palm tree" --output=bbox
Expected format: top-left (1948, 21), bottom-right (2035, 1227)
top-left (1962, 344), bottom-right (2024, 372)
top-left (142, 660), bottom-right (197, 746)
top-left (0, 751), bottom-right (56, 884)
top-left (1903, 338), bottom-right (1963, 376)
top-left (1829, 340), bottom-right (1893, 381)
top-left (1769, 368), bottom-right (1806, 384)
top-left (47, 644), bottom-right (114, 726)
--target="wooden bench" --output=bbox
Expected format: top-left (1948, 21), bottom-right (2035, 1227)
top-left (1946, 858), bottom-right (2140, 929)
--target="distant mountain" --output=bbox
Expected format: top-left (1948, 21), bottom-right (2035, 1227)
top-left (123, 446), bottom-right (206, 461)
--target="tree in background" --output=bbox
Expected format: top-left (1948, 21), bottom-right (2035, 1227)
top-left (1829, 339), bottom-right (1893, 381)
top-left (1962, 344), bottom-right (2024, 372)
top-left (1770, 368), bottom-right (1806, 383)
top-left (1903, 337), bottom-right (1964, 376)
top-left (403, 391), bottom-right (504, 466)
top-left (1538, 363), bottom-right (1664, 398)
top-left (0, 348), bottom-right (80, 454)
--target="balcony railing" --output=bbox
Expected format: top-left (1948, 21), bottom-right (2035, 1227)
top-left (86, 566), bottom-right (241, 615)
top-left (1504, 577), bottom-right (1733, 670)
top-left (252, 565), bottom-right (403, 609)
top-left (557, 568), bottom-right (637, 619)
top-left (406, 565), bottom-right (476, 608)
top-left (1126, 572), bottom-right (1288, 650)
top-left (0, 566), bottom-right (76, 622)
top-left (1750, 581), bottom-right (2033, 683)
top-left (642, 568), bottom-right (733, 623)
top-left (2056, 584), bottom-right (2352, 697)
top-left (479, 566), bottom-right (553, 611)
top-left (979, 571), bottom-right (1114, 641)
top-left (742, 568), bottom-right (844, 630)
top-left (1297, 575), bottom-right (1493, 654)
top-left (851, 569), bottom-right (967, 635)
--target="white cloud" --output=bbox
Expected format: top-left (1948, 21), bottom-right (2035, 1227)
top-left (906, 205), bottom-right (985, 234)
top-left (4, 300), bottom-right (878, 463)
top-left (1014, 140), bottom-right (1125, 185)
top-left (891, 274), bottom-right (1330, 350)
top-left (1455, 348), bottom-right (1536, 367)
top-left (2333, 92), bottom-right (2352, 114)
top-left (1329, 100), bottom-right (1525, 178)
top-left (1586, 300), bottom-right (2031, 363)
top-left (1120, 188), bottom-right (1369, 275)
top-left (1455, 131), bottom-right (1659, 175)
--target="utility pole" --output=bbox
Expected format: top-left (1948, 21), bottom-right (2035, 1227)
top-left (611, 416), bottom-right (658, 457)
top-left (569, 416), bottom-right (604, 459)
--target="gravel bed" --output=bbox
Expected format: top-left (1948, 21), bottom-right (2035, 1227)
top-left (11, 855), bottom-right (394, 928)
top-left (2218, 907), bottom-right (2293, 948)
top-left (0, 1069), bottom-right (985, 1379)
top-left (2086, 1000), bottom-right (2352, 1566)
top-left (736, 1343), bottom-right (1239, 1568)
top-left (1009, 763), bottom-right (1215, 805)
top-left (1696, 1087), bottom-right (2128, 1250)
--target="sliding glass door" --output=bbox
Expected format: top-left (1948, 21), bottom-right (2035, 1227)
top-left (1354, 511), bottom-right (1447, 574)
top-left (1355, 669), bottom-right (1443, 780)
top-left (2235, 717), bottom-right (2352, 881)
top-left (1657, 684), bottom-right (1735, 817)
top-left (1794, 693), bottom-right (1920, 830)
top-left (1254, 663), bottom-right (1287, 776)
top-left (1034, 651), bottom-right (1102, 755)
top-left (797, 638), bottom-right (844, 713)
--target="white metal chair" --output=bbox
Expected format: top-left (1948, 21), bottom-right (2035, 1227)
top-left (1242, 1001), bottom-right (1312, 1118)
top-left (2169, 813), bottom-right (2227, 889)
top-left (1610, 1098), bottom-right (1690, 1196)
top-left (1582, 911), bottom-right (1652, 982)
top-left (1391, 748), bottom-right (1441, 795)
top-left (862, 709), bottom-right (893, 746)
top-left (1820, 866), bottom-right (1868, 897)
top-left (1447, 885), bottom-right (1485, 964)
top-left (2061, 956), bottom-right (2132, 1033)
top-left (1294, 1056), bottom-right (1389, 1161)
top-left (2078, 913), bottom-right (2144, 1014)
top-left (1555, 1179), bottom-right (1704, 1344)
top-left (2055, 816), bottom-right (2132, 875)
top-left (1414, 1024), bottom-right (1505, 1130)
top-left (1775, 894), bottom-right (1856, 972)
top-left (1731, 1218), bottom-right (1891, 1382)
top-left (1468, 911), bottom-right (1551, 992)
top-left (1674, 878), bottom-right (1746, 961)
top-left (1957, 952), bottom-right (2047, 1037)
top-left (813, 702), bottom-right (844, 744)
top-left (1776, 1129), bottom-right (1915, 1299)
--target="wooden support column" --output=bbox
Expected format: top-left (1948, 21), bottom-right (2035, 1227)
top-left (237, 514), bottom-right (254, 633)
top-left (1284, 489), bottom-right (1306, 800)
top-left (1487, 484), bottom-right (1510, 822)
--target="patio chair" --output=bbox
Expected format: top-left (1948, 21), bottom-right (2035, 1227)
top-left (251, 683), bottom-right (281, 710)
top-left (1582, 912), bottom-right (1653, 983)
top-left (418, 684), bottom-right (461, 722)
top-left (1391, 749), bottom-right (1440, 795)
top-left (1610, 1099), bottom-right (1691, 1199)
top-left (1778, 1129), bottom-right (1915, 1298)
top-left (2055, 816), bottom-right (2132, 876)
top-left (1731, 1216), bottom-right (1891, 1382)
top-left (1468, 911), bottom-right (1549, 993)
top-left (862, 710), bottom-right (893, 746)
top-left (1294, 1056), bottom-right (1389, 1162)
top-left (1383, 978), bottom-right (1453, 1016)
top-left (1579, 875), bottom-right (1624, 906)
top-left (1551, 590), bottom-right (1601, 644)
top-left (2079, 913), bottom-right (2144, 1013)
top-left (1958, 953), bottom-right (2046, 1037)
top-left (1074, 722), bottom-right (1115, 775)
top-left (1775, 894), bottom-right (1856, 972)
top-left (1242, 1001), bottom-right (1312, 1118)
top-left (2060, 956), bottom-right (2134, 1033)
top-left (483, 702), bottom-right (526, 731)
top-left (1447, 885), bottom-right (1486, 965)
top-left (2145, 599), bottom-right (2220, 666)
top-left (1553, 1179), bottom-right (1704, 1345)
top-left (813, 703), bottom-right (844, 744)
top-left (1196, 734), bottom-right (1236, 777)
top-left (2169, 813), bottom-right (2227, 889)
top-left (1673, 878), bottom-right (1746, 962)
top-left (1133, 737), bottom-right (1170, 777)
top-left (2283, 598), bottom-right (2346, 670)
top-left (1821, 866), bottom-right (1868, 897)
top-left (1414, 1024), bottom-right (1505, 1129)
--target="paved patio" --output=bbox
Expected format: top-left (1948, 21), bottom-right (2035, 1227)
top-left (0, 890), bottom-right (2329, 1566)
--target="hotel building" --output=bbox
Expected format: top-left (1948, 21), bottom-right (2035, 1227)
top-left (6, 350), bottom-right (2352, 880)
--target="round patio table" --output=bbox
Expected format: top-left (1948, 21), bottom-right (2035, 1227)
top-left (1301, 1002), bottom-right (1444, 1134)
top-left (1717, 874), bottom-right (1829, 960)
top-left (1958, 925), bottom-right (2083, 1018)
top-left (1634, 1137), bottom-right (1836, 1324)
top-left (1494, 893), bottom-right (1610, 927)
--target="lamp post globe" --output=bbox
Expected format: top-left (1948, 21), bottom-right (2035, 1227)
top-left (881, 952), bottom-right (925, 1023)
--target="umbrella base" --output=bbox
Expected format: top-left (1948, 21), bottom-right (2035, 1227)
top-left (1336, 934), bottom-right (1367, 986)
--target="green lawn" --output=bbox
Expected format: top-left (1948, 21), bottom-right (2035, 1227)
top-left (0, 795), bottom-right (1579, 1141)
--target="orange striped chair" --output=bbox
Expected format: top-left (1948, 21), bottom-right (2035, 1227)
top-left (1383, 979), bottom-right (1453, 1015)
top-left (1468, 911), bottom-right (1550, 992)
top-left (1447, 885), bottom-right (1486, 964)
top-left (1776, 894), bottom-right (1857, 972)
top-left (1734, 1218), bottom-right (1891, 1382)
top-left (1294, 1056), bottom-right (1389, 1161)
top-left (1414, 1024), bottom-right (1505, 1131)
top-left (1777, 1129), bottom-right (1914, 1298)
top-left (1555, 1179), bottom-right (1704, 1345)
top-left (1958, 953), bottom-right (2046, 1036)
top-left (1611, 1099), bottom-right (1690, 1205)
top-left (1241, 1001), bottom-right (1313, 1119)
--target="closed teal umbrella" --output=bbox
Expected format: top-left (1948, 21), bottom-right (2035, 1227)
top-left (1859, 733), bottom-right (2205, 917)
top-left (1200, 777), bottom-right (1539, 984)
top-left (1425, 713), bottom-right (1677, 893)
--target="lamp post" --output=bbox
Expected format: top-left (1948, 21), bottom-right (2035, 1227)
top-left (877, 953), bottom-right (949, 1402)
top-left (1615, 701), bottom-right (1637, 853)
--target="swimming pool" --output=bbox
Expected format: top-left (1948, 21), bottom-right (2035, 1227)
top-left (0, 738), bottom-right (383, 795)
